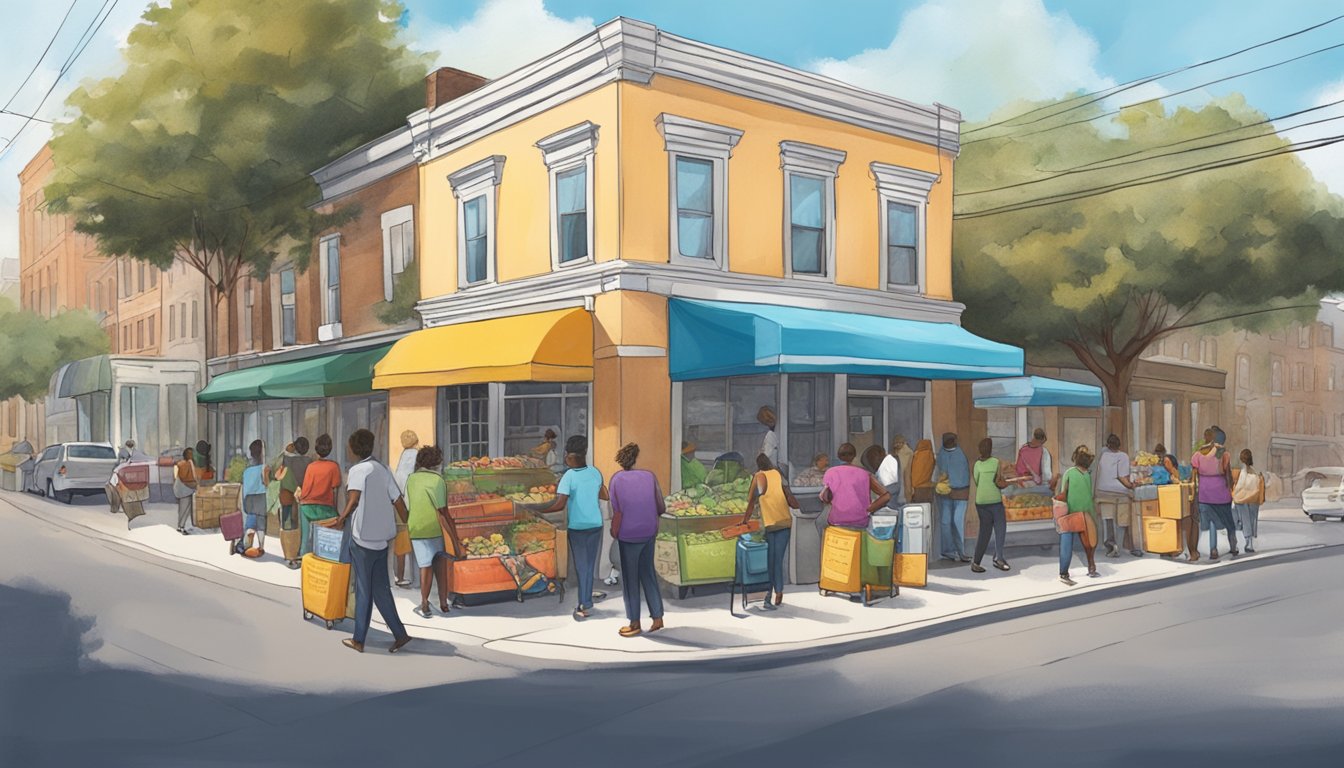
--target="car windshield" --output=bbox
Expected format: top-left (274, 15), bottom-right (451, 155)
top-left (67, 445), bottom-right (116, 460)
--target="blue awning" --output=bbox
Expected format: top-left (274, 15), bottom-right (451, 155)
top-left (972, 376), bottom-right (1104, 408)
top-left (668, 299), bottom-right (1024, 381)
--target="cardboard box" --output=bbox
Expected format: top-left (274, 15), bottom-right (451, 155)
top-left (1158, 484), bottom-right (1190, 519)
top-left (1140, 499), bottom-right (1161, 517)
top-left (1143, 517), bottom-right (1180, 554)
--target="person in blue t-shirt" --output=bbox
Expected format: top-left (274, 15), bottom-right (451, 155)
top-left (538, 435), bottom-right (608, 620)
top-left (238, 440), bottom-right (267, 557)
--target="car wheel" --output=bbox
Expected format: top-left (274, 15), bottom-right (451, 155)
top-left (1310, 514), bottom-right (1326, 522)
top-left (44, 480), bottom-right (53, 499)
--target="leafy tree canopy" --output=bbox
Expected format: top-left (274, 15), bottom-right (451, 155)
top-left (44, 0), bottom-right (433, 354)
top-left (953, 95), bottom-right (1344, 427)
top-left (0, 297), bottom-right (108, 401)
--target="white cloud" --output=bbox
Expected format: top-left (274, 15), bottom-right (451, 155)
top-left (810, 0), bottom-right (1112, 120)
top-left (1288, 79), bottom-right (1344, 195)
top-left (415, 0), bottom-right (595, 79)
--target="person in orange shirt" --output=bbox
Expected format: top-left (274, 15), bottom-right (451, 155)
top-left (297, 434), bottom-right (342, 557)
top-left (173, 447), bottom-right (198, 535)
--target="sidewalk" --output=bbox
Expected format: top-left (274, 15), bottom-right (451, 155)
top-left (3, 490), bottom-right (1338, 666)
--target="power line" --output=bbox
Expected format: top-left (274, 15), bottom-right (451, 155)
top-left (0, 0), bottom-right (118, 160)
top-left (1, 0), bottom-right (79, 112)
top-left (963, 39), bottom-right (1344, 147)
top-left (957, 105), bottom-right (1344, 198)
top-left (964, 12), bottom-right (1344, 136)
top-left (953, 133), bottom-right (1344, 220)
top-left (0, 109), bottom-right (54, 124)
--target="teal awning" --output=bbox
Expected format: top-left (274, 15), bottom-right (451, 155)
top-left (972, 376), bottom-right (1104, 408)
top-left (668, 299), bottom-right (1023, 381)
top-left (198, 345), bottom-right (393, 404)
top-left (57, 356), bottom-right (112, 397)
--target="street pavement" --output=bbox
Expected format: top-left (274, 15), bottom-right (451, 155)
top-left (2, 489), bottom-right (1344, 766)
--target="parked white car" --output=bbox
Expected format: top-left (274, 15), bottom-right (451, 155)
top-left (1300, 467), bottom-right (1344, 522)
top-left (25, 442), bottom-right (119, 504)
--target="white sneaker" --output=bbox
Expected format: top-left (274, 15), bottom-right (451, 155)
top-left (603, 568), bottom-right (620, 586)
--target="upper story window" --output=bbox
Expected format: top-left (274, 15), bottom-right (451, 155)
top-left (1298, 325), bottom-right (1312, 348)
top-left (319, 234), bottom-right (341, 334)
top-left (780, 141), bottom-right (846, 279)
top-left (241, 281), bottom-right (254, 351)
top-left (279, 268), bottom-right (296, 347)
top-left (655, 114), bottom-right (744, 268)
top-left (1271, 357), bottom-right (1283, 394)
top-left (380, 206), bottom-right (415, 302)
top-left (536, 122), bottom-right (599, 268)
top-left (448, 155), bottom-right (505, 289)
top-left (1236, 354), bottom-right (1250, 391)
top-left (872, 162), bottom-right (937, 292)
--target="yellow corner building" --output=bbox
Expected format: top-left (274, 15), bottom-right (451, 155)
top-left (372, 18), bottom-right (1028, 494)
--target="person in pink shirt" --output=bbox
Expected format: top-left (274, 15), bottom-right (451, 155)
top-left (1015, 428), bottom-right (1056, 490)
top-left (820, 443), bottom-right (891, 529)
top-left (1192, 427), bottom-right (1239, 560)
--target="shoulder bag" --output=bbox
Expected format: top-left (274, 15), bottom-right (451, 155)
top-left (1053, 469), bottom-right (1086, 534)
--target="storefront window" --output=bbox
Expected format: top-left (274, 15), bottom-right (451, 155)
top-left (787, 374), bottom-right (832, 478)
top-left (119, 385), bottom-right (161, 457)
top-left (261, 405), bottom-right (289, 463)
top-left (438, 384), bottom-right (489, 462)
top-left (335, 394), bottom-right (388, 469)
top-left (222, 409), bottom-right (258, 466)
top-left (88, 392), bottom-right (110, 443)
top-left (292, 400), bottom-right (325, 448)
top-left (680, 376), bottom-right (778, 487)
top-left (847, 376), bottom-right (925, 460)
top-left (985, 409), bottom-right (1017, 464)
top-left (502, 382), bottom-right (589, 464)
top-left (682, 380), bottom-right (728, 461)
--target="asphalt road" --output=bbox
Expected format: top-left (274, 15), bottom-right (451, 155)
top-left (2, 490), bottom-right (1343, 767)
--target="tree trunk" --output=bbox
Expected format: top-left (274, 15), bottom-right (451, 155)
top-left (1063, 340), bottom-right (1142, 448)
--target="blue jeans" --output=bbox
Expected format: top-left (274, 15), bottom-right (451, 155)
top-left (568, 527), bottom-right (602, 610)
top-left (937, 497), bottom-right (968, 558)
top-left (766, 527), bottom-right (791, 594)
top-left (1059, 532), bottom-right (1083, 574)
top-left (350, 543), bottom-right (408, 646)
top-left (617, 538), bottom-right (664, 622)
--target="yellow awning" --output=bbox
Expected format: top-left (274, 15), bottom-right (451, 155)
top-left (372, 308), bottom-right (593, 390)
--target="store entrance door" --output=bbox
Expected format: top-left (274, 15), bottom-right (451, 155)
top-left (847, 395), bottom-right (925, 457)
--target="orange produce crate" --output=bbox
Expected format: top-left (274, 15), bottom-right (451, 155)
top-left (448, 550), bottom-right (557, 595)
top-left (720, 520), bottom-right (760, 538)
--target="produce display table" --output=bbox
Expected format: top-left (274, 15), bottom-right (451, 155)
top-left (439, 497), bottom-right (564, 605)
top-left (655, 474), bottom-right (754, 599)
top-left (1002, 484), bottom-right (1053, 523)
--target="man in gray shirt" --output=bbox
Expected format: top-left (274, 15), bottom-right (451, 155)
top-left (333, 428), bottom-right (412, 654)
top-left (1096, 434), bottom-right (1140, 558)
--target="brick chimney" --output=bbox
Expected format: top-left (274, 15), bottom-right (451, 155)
top-left (426, 67), bottom-right (488, 110)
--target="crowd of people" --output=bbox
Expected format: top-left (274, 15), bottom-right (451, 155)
top-left (96, 413), bottom-right (1268, 653)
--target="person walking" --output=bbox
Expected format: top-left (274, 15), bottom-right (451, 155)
top-left (820, 443), bottom-right (890, 530)
top-left (238, 440), bottom-right (267, 557)
top-left (933, 433), bottom-right (971, 562)
top-left (1096, 434), bottom-right (1140, 558)
top-left (538, 435), bottom-right (607, 620)
top-left (403, 445), bottom-right (459, 619)
top-left (117, 439), bottom-right (135, 463)
top-left (1232, 449), bottom-right (1264, 554)
top-left (908, 439), bottom-right (936, 504)
top-left (392, 430), bottom-right (420, 588)
top-left (608, 443), bottom-right (666, 636)
top-left (1192, 428), bottom-right (1239, 560)
top-left (173, 447), bottom-right (198, 535)
top-left (1015, 428), bottom-right (1056, 490)
top-left (1058, 446), bottom-right (1100, 585)
top-left (297, 434), bottom-right (342, 557)
top-left (740, 452), bottom-right (801, 608)
top-left (971, 438), bottom-right (1011, 573)
top-left (332, 429), bottom-right (413, 654)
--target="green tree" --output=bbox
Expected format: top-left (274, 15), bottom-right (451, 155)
top-left (44, 0), bottom-right (433, 357)
top-left (0, 297), bottom-right (108, 401)
top-left (953, 95), bottom-right (1344, 440)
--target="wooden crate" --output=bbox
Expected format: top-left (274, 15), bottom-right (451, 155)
top-left (193, 483), bottom-right (240, 529)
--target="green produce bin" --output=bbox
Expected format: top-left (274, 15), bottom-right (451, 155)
top-left (679, 536), bottom-right (737, 582)
top-left (864, 534), bottom-right (895, 567)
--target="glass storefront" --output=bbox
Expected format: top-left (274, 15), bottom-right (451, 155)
top-left (119, 385), bottom-right (162, 456)
top-left (436, 382), bottom-right (590, 466)
top-left (681, 375), bottom-right (779, 478)
top-left (846, 376), bottom-right (926, 459)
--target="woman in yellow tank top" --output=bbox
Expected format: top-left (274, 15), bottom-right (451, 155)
top-left (739, 454), bottom-right (800, 608)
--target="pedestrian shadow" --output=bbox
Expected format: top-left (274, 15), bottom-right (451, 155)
top-left (736, 603), bottom-right (852, 624)
top-left (637, 626), bottom-right (755, 648)
top-left (916, 581), bottom-right (990, 596)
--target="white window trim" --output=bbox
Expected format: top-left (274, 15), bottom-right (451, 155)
top-left (780, 141), bottom-right (845, 282)
top-left (448, 155), bottom-right (506, 290)
top-left (536, 122), bottom-right (599, 270)
top-left (872, 162), bottom-right (936, 294)
top-left (274, 266), bottom-right (297, 350)
top-left (318, 234), bottom-right (342, 340)
top-left (380, 205), bottom-right (415, 302)
top-left (656, 114), bottom-right (743, 269)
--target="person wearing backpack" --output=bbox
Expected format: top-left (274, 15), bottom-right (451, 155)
top-left (970, 438), bottom-right (1011, 574)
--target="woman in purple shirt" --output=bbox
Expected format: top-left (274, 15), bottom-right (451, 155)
top-left (820, 443), bottom-right (891, 529)
top-left (608, 443), bottom-right (666, 637)
top-left (1192, 427), bottom-right (1239, 560)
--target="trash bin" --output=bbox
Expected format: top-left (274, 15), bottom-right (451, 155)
top-left (789, 495), bottom-right (825, 584)
top-left (901, 503), bottom-right (931, 554)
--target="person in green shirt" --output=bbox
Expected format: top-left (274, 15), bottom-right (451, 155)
top-left (680, 441), bottom-right (707, 488)
top-left (403, 445), bottom-right (461, 618)
top-left (970, 438), bottom-right (1011, 574)
top-left (1058, 446), bottom-right (1100, 585)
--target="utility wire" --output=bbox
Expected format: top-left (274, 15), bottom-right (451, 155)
top-left (958, 106), bottom-right (1344, 197)
top-left (964, 12), bottom-right (1344, 136)
top-left (0, 0), bottom-right (79, 112)
top-left (953, 133), bottom-right (1344, 219)
top-left (963, 39), bottom-right (1344, 147)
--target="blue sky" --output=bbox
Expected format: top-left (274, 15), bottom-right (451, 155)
top-left (3, 0), bottom-right (1344, 263)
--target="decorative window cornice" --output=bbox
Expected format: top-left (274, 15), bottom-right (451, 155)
top-left (779, 141), bottom-right (847, 177)
top-left (871, 161), bottom-right (939, 200)
top-left (447, 155), bottom-right (506, 197)
top-left (655, 114), bottom-right (744, 159)
top-left (535, 122), bottom-right (600, 169)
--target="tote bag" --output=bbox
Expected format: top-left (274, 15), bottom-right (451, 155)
top-left (1053, 499), bottom-right (1086, 534)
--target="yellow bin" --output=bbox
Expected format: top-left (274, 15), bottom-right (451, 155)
top-left (301, 553), bottom-right (351, 625)
top-left (1157, 484), bottom-right (1189, 519)
top-left (819, 527), bottom-right (863, 593)
top-left (1143, 517), bottom-right (1180, 554)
